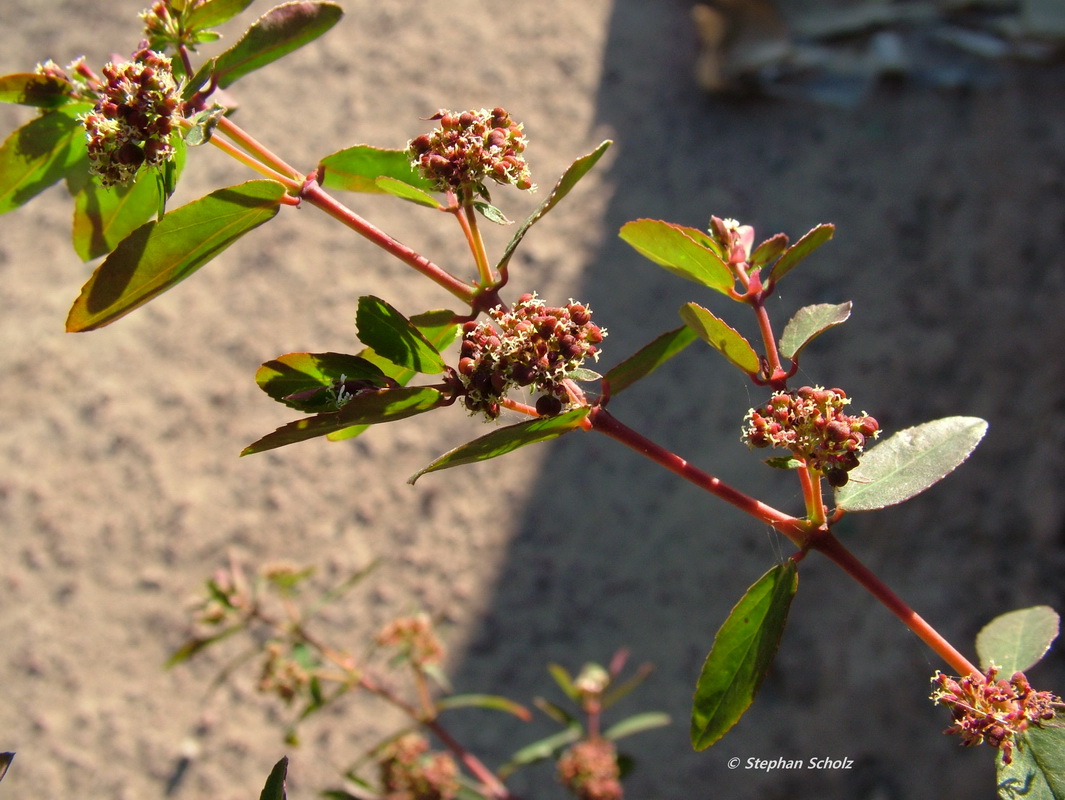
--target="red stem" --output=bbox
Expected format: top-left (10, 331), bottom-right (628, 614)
top-left (590, 407), bottom-right (978, 676)
top-left (812, 532), bottom-right (979, 676)
top-left (588, 407), bottom-right (805, 544)
top-left (299, 180), bottom-right (478, 305)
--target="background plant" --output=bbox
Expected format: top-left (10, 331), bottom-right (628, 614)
top-left (2, 1), bottom-right (1065, 800)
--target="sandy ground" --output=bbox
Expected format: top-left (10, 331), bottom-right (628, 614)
top-left (2, 1), bottom-right (1065, 799)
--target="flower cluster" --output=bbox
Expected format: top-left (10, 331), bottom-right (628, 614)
top-left (375, 613), bottom-right (445, 668)
top-left (80, 47), bottom-right (180, 187)
top-left (931, 667), bottom-right (1058, 764)
top-left (32, 58), bottom-right (98, 104)
top-left (457, 293), bottom-right (605, 420)
top-left (257, 641), bottom-right (313, 703)
top-left (378, 733), bottom-right (460, 800)
top-left (408, 107), bottom-right (533, 198)
top-left (742, 386), bottom-right (879, 487)
top-left (557, 739), bottom-right (623, 800)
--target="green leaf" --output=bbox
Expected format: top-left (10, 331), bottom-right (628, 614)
top-left (187, 0), bottom-right (258, 29)
top-left (409, 408), bottom-right (590, 484)
top-left (748, 232), bottom-right (789, 270)
top-left (0, 104), bottom-right (91, 214)
top-left (997, 725), bottom-right (1065, 799)
top-left (767, 223), bottom-right (834, 284)
top-left (474, 200), bottom-right (510, 225)
top-left (765, 456), bottom-right (803, 470)
top-left (498, 725), bottom-right (582, 779)
top-left (259, 756), bottom-right (288, 800)
top-left (436, 694), bottom-right (532, 721)
top-left (547, 663), bottom-right (580, 702)
top-left (603, 712), bottom-right (671, 742)
top-left (976, 606), bottom-right (1060, 674)
top-left (691, 560), bottom-right (797, 750)
top-left (0, 752), bottom-right (13, 784)
top-left (326, 310), bottom-right (459, 442)
top-left (604, 325), bottom-right (698, 396)
top-left (243, 386), bottom-right (445, 455)
top-left (374, 176), bottom-right (442, 208)
top-left (214, 1), bottom-right (343, 89)
top-left (0, 72), bottom-right (73, 107)
top-left (66, 180), bottom-right (287, 331)
top-left (164, 624), bottom-right (246, 668)
top-left (355, 296), bottom-right (446, 374)
top-left (619, 219), bottom-right (734, 294)
top-left (834, 416), bottom-right (988, 512)
top-left (68, 134), bottom-right (187, 261)
top-left (184, 106), bottom-right (226, 146)
top-left (778, 301), bottom-right (852, 361)
top-left (182, 59), bottom-right (218, 101)
top-left (496, 140), bottom-right (611, 276)
top-left (256, 352), bottom-right (389, 412)
top-left (679, 302), bottom-right (760, 375)
top-left (319, 144), bottom-right (434, 194)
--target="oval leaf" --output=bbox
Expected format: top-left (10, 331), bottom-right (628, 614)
top-left (215, 1), bottom-right (344, 89)
top-left (0, 72), bottom-right (73, 108)
top-left (355, 296), bottom-right (446, 374)
top-left (604, 325), bottom-right (698, 396)
top-left (408, 408), bottom-right (590, 484)
top-left (0, 104), bottom-right (91, 214)
top-left (767, 223), bottom-right (834, 284)
top-left (620, 219), bottom-right (733, 294)
top-left (66, 180), bottom-right (287, 331)
top-left (256, 352), bottom-right (389, 411)
top-left (679, 302), bottom-right (760, 375)
top-left (497, 140), bottom-right (611, 276)
top-left (976, 606), bottom-right (1060, 674)
top-left (998, 725), bottom-right (1065, 798)
top-left (834, 416), bottom-right (988, 512)
top-left (243, 386), bottom-right (446, 455)
top-left (319, 144), bottom-right (433, 194)
top-left (691, 560), bottom-right (798, 750)
top-left (778, 301), bottom-right (852, 361)
top-left (749, 232), bottom-right (789, 270)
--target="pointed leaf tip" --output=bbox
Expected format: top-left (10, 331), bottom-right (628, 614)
top-left (409, 408), bottom-right (589, 484)
top-left (691, 561), bottom-right (797, 749)
top-left (66, 180), bottom-right (286, 331)
top-left (259, 756), bottom-right (288, 800)
top-left (679, 303), bottom-right (760, 375)
top-left (355, 296), bottom-right (446, 374)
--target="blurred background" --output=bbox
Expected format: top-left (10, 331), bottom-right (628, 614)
top-left (1, 1), bottom-right (1064, 798)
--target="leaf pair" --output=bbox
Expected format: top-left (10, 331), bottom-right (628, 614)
top-left (244, 300), bottom-right (459, 455)
top-left (619, 219), bottom-right (834, 294)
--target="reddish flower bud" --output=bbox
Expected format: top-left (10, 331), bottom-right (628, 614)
top-left (535, 394), bottom-right (563, 417)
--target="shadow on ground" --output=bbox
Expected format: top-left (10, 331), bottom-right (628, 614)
top-left (447, 2), bottom-right (1065, 798)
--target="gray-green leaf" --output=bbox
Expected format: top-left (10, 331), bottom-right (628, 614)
top-left (835, 417), bottom-right (988, 512)
top-left (976, 606), bottom-right (1059, 674)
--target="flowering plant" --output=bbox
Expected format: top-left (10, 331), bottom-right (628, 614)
top-left (1, 1), bottom-right (1062, 798)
